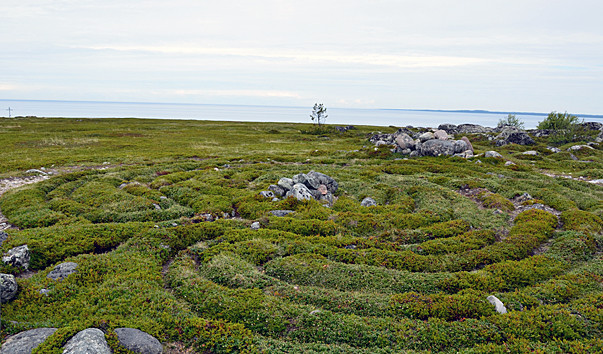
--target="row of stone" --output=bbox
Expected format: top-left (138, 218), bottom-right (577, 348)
top-left (1, 327), bottom-right (162, 354)
top-left (260, 171), bottom-right (339, 204)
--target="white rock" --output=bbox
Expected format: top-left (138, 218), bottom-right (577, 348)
top-left (487, 295), bottom-right (507, 314)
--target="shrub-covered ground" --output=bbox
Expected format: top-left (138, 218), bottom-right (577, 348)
top-left (0, 117), bottom-right (602, 353)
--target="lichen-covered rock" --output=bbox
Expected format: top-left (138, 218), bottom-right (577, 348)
top-left (418, 132), bottom-right (435, 142)
top-left (277, 177), bottom-right (294, 192)
top-left (0, 273), bottom-right (18, 303)
top-left (394, 133), bottom-right (415, 150)
top-left (0, 231), bottom-right (7, 247)
top-left (419, 139), bottom-right (455, 156)
top-left (306, 171), bottom-right (338, 194)
top-left (456, 124), bottom-right (492, 134)
top-left (433, 130), bottom-right (449, 140)
top-left (268, 184), bottom-right (285, 197)
top-left (2, 245), bottom-right (30, 270)
top-left (461, 136), bottom-right (474, 152)
top-left (62, 328), bottom-right (111, 354)
top-left (360, 197), bottom-right (377, 207)
top-left (250, 222), bottom-right (260, 230)
top-left (522, 150), bottom-right (539, 156)
top-left (259, 191), bottom-right (275, 199)
top-left (453, 140), bottom-right (469, 154)
top-left (485, 151), bottom-right (503, 158)
top-left (438, 123), bottom-right (458, 135)
top-left (0, 328), bottom-right (57, 354)
top-left (114, 328), bottom-right (163, 354)
top-left (291, 183), bottom-right (314, 201)
top-left (47, 262), bottom-right (78, 281)
top-left (270, 210), bottom-right (295, 217)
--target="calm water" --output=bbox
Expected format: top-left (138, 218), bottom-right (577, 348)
top-left (2, 99), bottom-right (602, 129)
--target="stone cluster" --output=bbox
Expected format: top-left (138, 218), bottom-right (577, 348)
top-left (261, 171), bottom-right (338, 205)
top-left (370, 128), bottom-right (474, 158)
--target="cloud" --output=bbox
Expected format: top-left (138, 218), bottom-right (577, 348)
top-left (169, 89), bottom-right (302, 99)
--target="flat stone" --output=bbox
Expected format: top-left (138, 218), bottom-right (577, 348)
top-left (270, 210), bottom-right (295, 217)
top-left (47, 262), bottom-right (78, 281)
top-left (522, 150), bottom-right (539, 156)
top-left (62, 328), bottom-right (111, 354)
top-left (0, 328), bottom-right (57, 354)
top-left (114, 328), bottom-right (163, 354)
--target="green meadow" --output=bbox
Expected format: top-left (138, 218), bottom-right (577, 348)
top-left (1, 117), bottom-right (602, 353)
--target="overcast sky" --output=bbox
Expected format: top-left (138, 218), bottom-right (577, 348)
top-left (2, 0), bottom-right (602, 113)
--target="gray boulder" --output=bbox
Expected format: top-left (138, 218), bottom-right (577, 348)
top-left (522, 150), bottom-right (539, 156)
top-left (438, 123), bottom-right (458, 135)
top-left (496, 130), bottom-right (535, 146)
top-left (270, 210), bottom-right (295, 217)
top-left (419, 139), bottom-right (455, 156)
top-left (360, 197), bottom-right (377, 207)
top-left (394, 133), bottom-right (415, 150)
top-left (0, 273), bottom-right (18, 303)
top-left (0, 328), bottom-right (57, 354)
top-left (485, 151), bottom-right (503, 159)
top-left (62, 328), bottom-right (111, 354)
top-left (547, 146), bottom-right (561, 153)
top-left (418, 132), bottom-right (435, 142)
top-left (581, 122), bottom-right (603, 130)
top-left (277, 178), bottom-right (294, 192)
top-left (596, 130), bottom-right (603, 143)
top-left (259, 191), bottom-right (275, 199)
top-left (306, 171), bottom-right (338, 193)
top-left (250, 222), bottom-right (260, 230)
top-left (291, 183), bottom-right (314, 201)
top-left (453, 140), bottom-right (469, 154)
top-left (47, 262), bottom-right (78, 281)
top-left (486, 295), bottom-right (508, 314)
top-left (433, 129), bottom-right (449, 140)
top-left (114, 328), bottom-right (163, 354)
top-left (268, 184), bottom-right (285, 197)
top-left (456, 124), bottom-right (491, 134)
top-left (2, 245), bottom-right (30, 270)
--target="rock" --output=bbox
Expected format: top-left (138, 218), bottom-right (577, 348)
top-left (369, 133), bottom-right (395, 145)
top-left (47, 262), bottom-right (78, 281)
top-left (485, 151), bottom-right (503, 159)
top-left (360, 197), bottom-right (377, 207)
top-left (0, 231), bottom-right (7, 247)
top-left (504, 161), bottom-right (516, 166)
top-left (40, 288), bottom-right (51, 296)
top-left (452, 140), bottom-right (469, 154)
top-left (409, 150), bottom-right (419, 158)
top-left (581, 122), bottom-right (603, 130)
top-left (270, 210), bottom-right (295, 217)
top-left (309, 310), bottom-right (322, 316)
top-left (291, 183), bottom-right (314, 201)
top-left (1, 273), bottom-right (18, 303)
top-left (250, 222), bottom-right (260, 230)
top-left (259, 191), bottom-right (275, 199)
top-left (418, 132), bottom-right (435, 142)
top-left (454, 150), bottom-right (474, 158)
top-left (567, 145), bottom-right (594, 151)
top-left (114, 328), bottom-right (163, 354)
top-left (547, 147), bottom-right (561, 153)
top-left (153, 204), bottom-right (161, 210)
top-left (437, 123), bottom-right (458, 135)
top-left (433, 130), bottom-right (449, 140)
top-left (63, 328), bottom-right (111, 354)
top-left (570, 153), bottom-right (579, 161)
top-left (306, 171), bottom-right (338, 193)
top-left (456, 124), bottom-right (491, 134)
top-left (496, 131), bottom-right (535, 146)
top-left (0, 328), bottom-right (57, 353)
top-left (461, 136), bottom-right (474, 152)
top-left (319, 192), bottom-right (334, 205)
top-left (271, 197), bottom-right (279, 202)
top-left (486, 295), bottom-right (508, 314)
top-left (277, 177), bottom-right (294, 192)
top-left (394, 133), bottom-right (415, 150)
top-left (596, 130), bottom-right (603, 143)
top-left (419, 139), bottom-right (455, 156)
top-left (522, 150), bottom-right (539, 156)
top-left (317, 185), bottom-right (328, 195)
top-left (2, 245), bottom-right (30, 270)
top-left (268, 184), bottom-right (285, 197)
top-left (25, 169), bottom-right (48, 176)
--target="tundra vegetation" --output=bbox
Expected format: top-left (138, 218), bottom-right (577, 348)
top-left (0, 117), bottom-right (602, 353)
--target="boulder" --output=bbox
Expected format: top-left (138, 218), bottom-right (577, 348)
top-left (461, 136), bottom-right (474, 152)
top-left (306, 171), bottom-right (338, 193)
top-left (456, 124), bottom-right (491, 134)
top-left (418, 132), bottom-right (435, 142)
top-left (419, 139), bottom-right (455, 156)
top-left (547, 147), bottom-right (561, 153)
top-left (394, 133), bottom-right (415, 150)
top-left (291, 183), bottom-right (314, 201)
top-left (2, 245), bottom-right (30, 270)
top-left (0, 273), bottom-right (18, 303)
top-left (0, 328), bottom-right (57, 354)
top-left (270, 210), bottom-right (295, 217)
top-left (250, 222), bottom-right (260, 230)
top-left (567, 145), bottom-right (594, 151)
top-left (114, 328), bottom-right (163, 354)
top-left (581, 122), bottom-right (603, 130)
top-left (277, 178), bottom-right (294, 192)
top-left (47, 262), bottom-right (78, 281)
top-left (259, 191), bottom-right (275, 199)
top-left (596, 130), bottom-right (603, 143)
top-left (485, 151), bottom-right (503, 159)
top-left (452, 140), bottom-right (469, 154)
top-left (486, 295), bottom-right (507, 314)
top-left (360, 197), bottom-right (377, 207)
top-left (268, 184), bottom-right (285, 197)
top-left (433, 130), bottom-right (449, 140)
top-left (454, 150), bottom-right (474, 158)
top-left (437, 123), bottom-right (457, 134)
top-left (505, 132), bottom-right (535, 145)
top-left (63, 328), bottom-right (111, 354)
top-left (369, 133), bottom-right (396, 145)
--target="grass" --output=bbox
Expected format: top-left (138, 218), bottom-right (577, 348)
top-left (0, 116), bottom-right (602, 352)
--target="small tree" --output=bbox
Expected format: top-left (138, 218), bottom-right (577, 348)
top-left (537, 111), bottom-right (583, 144)
top-left (498, 114), bottom-right (524, 130)
top-left (310, 103), bottom-right (328, 127)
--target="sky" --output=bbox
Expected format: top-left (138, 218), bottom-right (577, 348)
top-left (1, 0), bottom-right (603, 114)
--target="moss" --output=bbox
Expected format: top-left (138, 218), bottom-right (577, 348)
top-left (476, 191), bottom-right (515, 212)
top-left (561, 209), bottom-right (603, 234)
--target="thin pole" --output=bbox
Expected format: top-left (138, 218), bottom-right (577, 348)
top-left (6, 107), bottom-right (12, 118)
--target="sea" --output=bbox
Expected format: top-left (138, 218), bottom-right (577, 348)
top-left (2, 99), bottom-right (602, 129)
